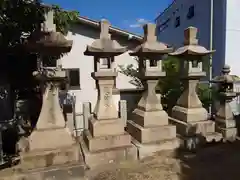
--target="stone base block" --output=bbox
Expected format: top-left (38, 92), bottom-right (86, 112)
top-left (131, 108), bottom-right (168, 127)
top-left (172, 106), bottom-right (208, 123)
top-left (215, 118), bottom-right (236, 128)
top-left (28, 127), bottom-right (76, 151)
top-left (83, 130), bottom-right (131, 152)
top-left (204, 132), bottom-right (223, 142)
top-left (127, 120), bottom-right (176, 143)
top-left (89, 118), bottom-right (125, 137)
top-left (0, 163), bottom-right (85, 180)
top-left (131, 138), bottom-right (180, 159)
top-left (80, 138), bottom-right (137, 169)
top-left (216, 126), bottom-right (237, 141)
top-left (20, 143), bottom-right (82, 170)
top-left (169, 117), bottom-right (215, 136)
top-left (177, 132), bottom-right (223, 151)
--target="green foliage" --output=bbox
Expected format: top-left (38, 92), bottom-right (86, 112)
top-left (119, 56), bottom-right (214, 112)
top-left (197, 83), bottom-right (214, 110)
top-left (0, 0), bottom-right (44, 48)
top-left (0, 0), bottom-right (79, 49)
top-left (158, 57), bottom-right (183, 112)
top-left (118, 57), bottom-right (143, 88)
top-left (52, 5), bottom-right (79, 35)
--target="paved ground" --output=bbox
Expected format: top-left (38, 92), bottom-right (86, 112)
top-left (84, 141), bottom-right (240, 180)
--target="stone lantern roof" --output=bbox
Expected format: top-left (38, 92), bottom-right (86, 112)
top-left (170, 27), bottom-right (215, 57)
top-left (26, 31), bottom-right (73, 53)
top-left (84, 19), bottom-right (127, 57)
top-left (25, 10), bottom-right (73, 54)
top-left (129, 23), bottom-right (173, 56)
top-left (212, 65), bottom-right (239, 84)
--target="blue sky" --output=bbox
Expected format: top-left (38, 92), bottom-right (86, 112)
top-left (43, 0), bottom-right (172, 34)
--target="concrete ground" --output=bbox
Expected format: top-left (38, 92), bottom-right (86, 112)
top-left (84, 141), bottom-right (240, 180)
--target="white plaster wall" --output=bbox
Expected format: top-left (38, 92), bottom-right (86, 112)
top-left (60, 25), bottom-right (138, 115)
top-left (225, 0), bottom-right (240, 77)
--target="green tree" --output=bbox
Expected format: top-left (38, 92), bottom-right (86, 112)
top-left (0, 0), bottom-right (79, 50)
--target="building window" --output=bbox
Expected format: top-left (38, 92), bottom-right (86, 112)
top-left (175, 16), bottom-right (180, 28)
top-left (60, 81), bottom-right (67, 91)
top-left (67, 68), bottom-right (80, 89)
top-left (187, 5), bottom-right (195, 19)
top-left (158, 18), bottom-right (170, 33)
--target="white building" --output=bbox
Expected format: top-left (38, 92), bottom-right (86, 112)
top-left (59, 16), bottom-right (142, 133)
top-left (155, 0), bottom-right (240, 78)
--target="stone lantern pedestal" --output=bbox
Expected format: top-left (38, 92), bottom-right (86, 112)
top-left (169, 27), bottom-right (222, 146)
top-left (212, 65), bottom-right (239, 141)
top-left (126, 24), bottom-right (179, 159)
top-left (80, 20), bottom-right (137, 168)
top-left (17, 10), bottom-right (84, 176)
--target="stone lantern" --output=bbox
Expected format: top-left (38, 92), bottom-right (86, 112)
top-left (211, 65), bottom-right (239, 141)
top-left (81, 19), bottom-right (137, 168)
top-left (126, 23), bottom-right (179, 159)
top-left (20, 9), bottom-right (84, 173)
top-left (169, 27), bottom-right (222, 143)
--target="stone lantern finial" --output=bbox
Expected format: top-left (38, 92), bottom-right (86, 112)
top-left (222, 64), bottom-right (231, 75)
top-left (143, 23), bottom-right (157, 42)
top-left (184, 27), bottom-right (198, 45)
top-left (100, 19), bottom-right (111, 39)
top-left (42, 10), bottom-right (56, 32)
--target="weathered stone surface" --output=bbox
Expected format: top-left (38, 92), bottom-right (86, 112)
top-left (83, 102), bottom-right (91, 130)
top-left (83, 130), bottom-right (131, 152)
top-left (82, 19), bottom-right (134, 169)
top-left (169, 117), bottom-right (223, 144)
top-left (212, 65), bottom-right (239, 141)
top-left (28, 128), bottom-right (75, 151)
top-left (20, 143), bottom-right (81, 170)
top-left (169, 27), bottom-right (217, 142)
top-left (126, 23), bottom-right (177, 158)
top-left (0, 163), bottom-right (85, 180)
top-left (119, 100), bottom-right (127, 127)
top-left (215, 118), bottom-right (236, 129)
top-left (80, 138), bottom-right (137, 168)
top-left (172, 105), bottom-right (208, 123)
top-left (132, 138), bottom-right (180, 159)
top-left (216, 126), bottom-right (237, 141)
top-left (127, 120), bottom-right (176, 143)
top-left (89, 118), bottom-right (125, 137)
top-left (19, 9), bottom-right (83, 174)
top-left (169, 117), bottom-right (215, 136)
top-left (131, 108), bottom-right (169, 127)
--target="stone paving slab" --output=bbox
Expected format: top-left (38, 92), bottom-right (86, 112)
top-left (0, 163), bottom-right (85, 180)
top-left (83, 141), bottom-right (240, 180)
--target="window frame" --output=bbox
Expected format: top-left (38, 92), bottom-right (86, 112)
top-left (66, 68), bottom-right (81, 90)
top-left (175, 16), bottom-right (180, 28)
top-left (187, 5), bottom-right (195, 19)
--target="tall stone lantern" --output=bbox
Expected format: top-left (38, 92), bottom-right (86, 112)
top-left (169, 27), bottom-right (222, 143)
top-left (21, 10), bottom-right (84, 173)
top-left (81, 20), bottom-right (137, 168)
top-left (126, 23), bottom-right (179, 159)
top-left (212, 65), bottom-right (239, 141)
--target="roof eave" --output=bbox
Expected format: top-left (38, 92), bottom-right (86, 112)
top-left (77, 17), bottom-right (143, 42)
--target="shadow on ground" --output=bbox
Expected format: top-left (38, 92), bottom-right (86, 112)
top-left (84, 141), bottom-right (240, 180)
